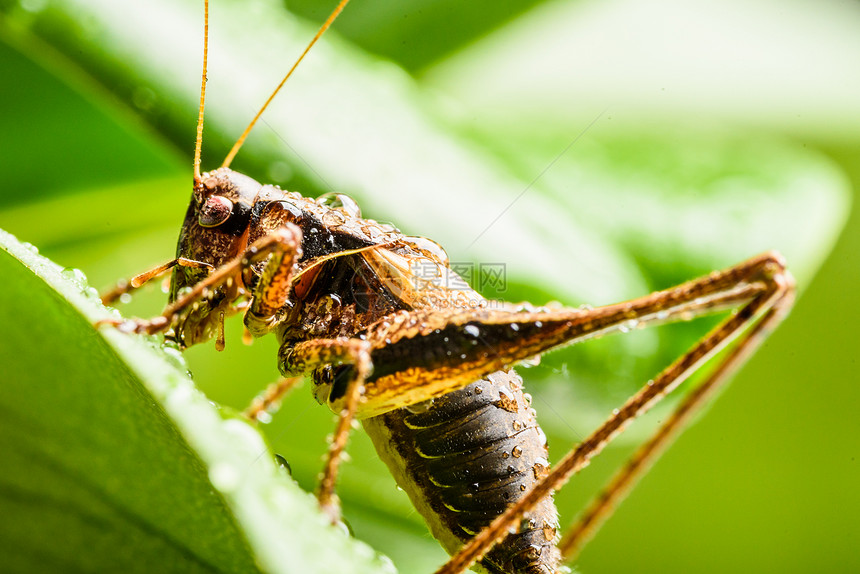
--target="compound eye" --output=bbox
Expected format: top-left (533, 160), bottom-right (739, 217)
top-left (198, 195), bottom-right (234, 227)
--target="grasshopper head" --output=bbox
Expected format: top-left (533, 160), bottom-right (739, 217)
top-left (168, 167), bottom-right (262, 347)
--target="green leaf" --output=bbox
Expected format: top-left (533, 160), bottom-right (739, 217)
top-left (0, 0), bottom-right (854, 573)
top-left (0, 230), bottom-right (394, 573)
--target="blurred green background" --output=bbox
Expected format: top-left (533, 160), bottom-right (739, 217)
top-left (1, 0), bottom-right (858, 572)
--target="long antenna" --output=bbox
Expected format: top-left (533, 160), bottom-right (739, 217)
top-left (221, 0), bottom-right (350, 169)
top-left (193, 0), bottom-right (210, 181)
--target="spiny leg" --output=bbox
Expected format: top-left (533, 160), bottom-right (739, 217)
top-left (97, 225), bottom-right (301, 335)
top-left (100, 257), bottom-right (213, 305)
top-left (244, 376), bottom-right (304, 422)
top-left (280, 338), bottom-right (373, 523)
top-left (434, 253), bottom-right (794, 574)
top-left (360, 252), bottom-right (776, 419)
top-left (558, 299), bottom-right (792, 561)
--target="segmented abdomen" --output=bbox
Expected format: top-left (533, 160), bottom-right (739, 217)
top-left (362, 369), bottom-right (561, 574)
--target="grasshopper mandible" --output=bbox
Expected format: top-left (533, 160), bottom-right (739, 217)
top-left (100, 1), bottom-right (795, 572)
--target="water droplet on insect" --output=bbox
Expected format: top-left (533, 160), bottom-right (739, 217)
top-left (119, 293), bottom-right (132, 304)
top-left (322, 210), bottom-right (347, 227)
top-left (395, 485), bottom-right (404, 492)
top-left (474, 386), bottom-right (483, 394)
top-left (612, 408), bottom-right (620, 416)
top-left (20, 241), bottom-right (39, 254)
top-left (510, 323), bottom-right (520, 332)
top-left (403, 235), bottom-right (449, 265)
top-left (579, 303), bottom-right (593, 311)
top-left (316, 193), bottom-right (338, 207)
top-left (536, 427), bottom-right (548, 447)
top-left (502, 452), bottom-right (510, 459)
top-left (464, 324), bottom-right (480, 338)
top-left (534, 321), bottom-right (543, 328)
top-left (656, 310), bottom-right (669, 320)
top-left (520, 484), bottom-right (527, 491)
top-left (512, 446), bottom-right (523, 458)
top-left (256, 411), bottom-right (273, 424)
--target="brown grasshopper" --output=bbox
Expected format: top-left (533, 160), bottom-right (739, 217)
top-left (100, 1), bottom-right (795, 572)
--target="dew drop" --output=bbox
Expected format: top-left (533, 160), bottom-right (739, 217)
top-left (463, 324), bottom-right (480, 338)
top-left (404, 235), bottom-right (449, 265)
top-left (61, 267), bottom-right (87, 288)
top-left (274, 453), bottom-right (292, 476)
top-left (512, 446), bottom-right (523, 458)
top-left (209, 462), bottom-right (241, 492)
top-left (322, 210), bottom-right (347, 227)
